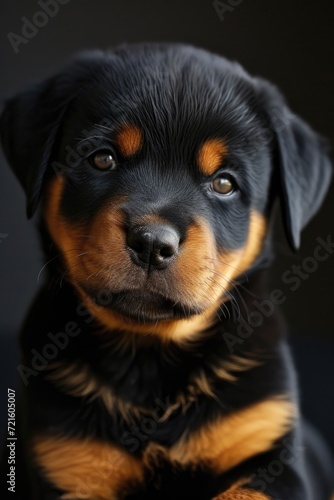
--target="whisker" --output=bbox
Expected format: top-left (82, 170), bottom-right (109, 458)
top-left (208, 269), bottom-right (251, 318)
top-left (94, 124), bottom-right (114, 133)
top-left (202, 277), bottom-right (230, 319)
top-left (37, 255), bottom-right (59, 284)
top-left (208, 257), bottom-right (249, 284)
top-left (206, 276), bottom-right (241, 321)
top-left (75, 135), bottom-right (108, 145)
top-left (207, 266), bottom-right (258, 303)
top-left (58, 269), bottom-right (69, 289)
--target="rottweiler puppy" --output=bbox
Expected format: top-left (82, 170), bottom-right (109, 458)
top-left (1, 43), bottom-right (333, 499)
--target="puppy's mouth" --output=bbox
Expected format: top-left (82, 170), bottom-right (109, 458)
top-left (81, 286), bottom-right (202, 323)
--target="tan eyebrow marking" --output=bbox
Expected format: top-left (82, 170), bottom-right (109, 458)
top-left (198, 138), bottom-right (228, 175)
top-left (115, 124), bottom-right (143, 157)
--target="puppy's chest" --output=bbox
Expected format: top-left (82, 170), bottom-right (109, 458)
top-left (30, 333), bottom-right (295, 498)
top-left (32, 361), bottom-right (295, 500)
top-left (40, 348), bottom-right (210, 447)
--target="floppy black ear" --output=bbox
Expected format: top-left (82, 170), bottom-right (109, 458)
top-left (257, 80), bottom-right (332, 250)
top-left (0, 77), bottom-right (76, 218)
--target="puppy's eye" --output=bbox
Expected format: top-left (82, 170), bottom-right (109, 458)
top-left (211, 175), bottom-right (235, 195)
top-left (92, 151), bottom-right (117, 171)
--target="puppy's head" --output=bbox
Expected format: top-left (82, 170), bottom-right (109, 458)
top-left (1, 44), bottom-right (331, 341)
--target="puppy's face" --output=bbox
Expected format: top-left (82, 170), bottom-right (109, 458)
top-left (1, 44), bottom-right (331, 340)
top-left (44, 49), bottom-right (271, 332)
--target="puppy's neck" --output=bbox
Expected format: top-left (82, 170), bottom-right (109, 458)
top-left (36, 268), bottom-right (282, 409)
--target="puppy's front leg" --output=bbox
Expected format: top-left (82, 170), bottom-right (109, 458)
top-left (212, 440), bottom-right (309, 500)
top-left (31, 433), bottom-right (145, 500)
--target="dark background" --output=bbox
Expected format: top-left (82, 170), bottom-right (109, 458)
top-left (0, 0), bottom-right (333, 449)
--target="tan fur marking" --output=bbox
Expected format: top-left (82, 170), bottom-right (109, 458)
top-left (211, 475), bottom-right (270, 498)
top-left (212, 211), bottom-right (267, 293)
top-left (116, 124), bottom-right (143, 157)
top-left (33, 435), bottom-right (144, 500)
top-left (178, 355), bottom-right (261, 407)
top-left (235, 210), bottom-right (268, 275)
top-left (213, 488), bottom-right (270, 499)
top-left (210, 355), bottom-right (261, 383)
top-left (44, 177), bottom-right (128, 287)
top-left (198, 138), bottom-right (228, 176)
top-left (167, 398), bottom-right (296, 473)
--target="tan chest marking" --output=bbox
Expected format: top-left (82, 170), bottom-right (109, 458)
top-left (164, 397), bottom-right (296, 473)
top-left (32, 435), bottom-right (144, 500)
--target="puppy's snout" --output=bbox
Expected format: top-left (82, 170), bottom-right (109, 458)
top-left (127, 224), bottom-right (180, 269)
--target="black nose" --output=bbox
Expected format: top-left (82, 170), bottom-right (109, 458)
top-left (127, 224), bottom-right (180, 269)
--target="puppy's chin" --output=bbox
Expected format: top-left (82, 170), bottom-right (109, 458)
top-left (79, 285), bottom-right (203, 323)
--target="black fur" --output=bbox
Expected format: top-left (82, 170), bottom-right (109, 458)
top-left (1, 43), bottom-right (333, 499)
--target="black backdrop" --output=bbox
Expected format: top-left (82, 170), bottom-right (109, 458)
top-left (0, 0), bottom-right (333, 446)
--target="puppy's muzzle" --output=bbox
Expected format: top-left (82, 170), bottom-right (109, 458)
top-left (127, 224), bottom-right (180, 270)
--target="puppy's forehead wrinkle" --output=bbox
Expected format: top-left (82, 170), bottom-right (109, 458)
top-left (133, 93), bottom-right (259, 151)
top-left (65, 54), bottom-right (266, 160)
